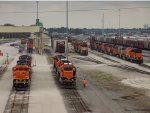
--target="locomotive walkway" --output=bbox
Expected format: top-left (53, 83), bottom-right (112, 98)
top-left (28, 54), bottom-right (67, 113)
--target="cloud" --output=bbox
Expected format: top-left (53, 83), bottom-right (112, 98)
top-left (0, 1), bottom-right (150, 28)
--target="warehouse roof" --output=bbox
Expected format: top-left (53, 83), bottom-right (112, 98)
top-left (0, 26), bottom-right (40, 33)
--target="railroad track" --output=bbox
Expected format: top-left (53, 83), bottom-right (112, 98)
top-left (64, 88), bottom-right (91, 113)
top-left (142, 55), bottom-right (150, 57)
top-left (88, 50), bottom-right (150, 75)
top-left (88, 50), bottom-right (120, 63)
top-left (143, 50), bottom-right (150, 54)
top-left (4, 89), bottom-right (29, 113)
top-left (108, 64), bottom-right (150, 75)
top-left (89, 49), bottom-right (150, 67)
top-left (46, 50), bottom-right (92, 113)
top-left (73, 56), bottom-right (103, 64)
top-left (51, 68), bottom-right (92, 113)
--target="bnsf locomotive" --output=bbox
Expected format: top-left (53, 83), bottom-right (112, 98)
top-left (52, 55), bottom-right (76, 85)
top-left (90, 37), bottom-right (143, 64)
top-left (12, 55), bottom-right (32, 89)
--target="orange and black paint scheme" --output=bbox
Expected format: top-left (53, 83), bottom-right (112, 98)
top-left (12, 55), bottom-right (32, 89)
top-left (12, 65), bottom-right (31, 88)
top-left (90, 37), bottom-right (143, 64)
top-left (73, 40), bottom-right (88, 56)
top-left (52, 55), bottom-right (76, 85)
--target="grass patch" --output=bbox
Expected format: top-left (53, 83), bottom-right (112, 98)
top-left (81, 68), bottom-right (122, 90)
top-left (85, 70), bottom-right (114, 82)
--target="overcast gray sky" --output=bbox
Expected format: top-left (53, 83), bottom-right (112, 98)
top-left (0, 1), bottom-right (150, 28)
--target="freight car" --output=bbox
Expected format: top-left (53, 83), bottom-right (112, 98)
top-left (52, 55), bottom-right (76, 85)
top-left (55, 41), bottom-right (65, 53)
top-left (90, 37), bottom-right (143, 64)
top-left (51, 38), bottom-right (67, 55)
top-left (93, 36), bottom-right (150, 50)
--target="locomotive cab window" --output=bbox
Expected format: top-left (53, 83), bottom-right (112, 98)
top-left (64, 67), bottom-right (73, 71)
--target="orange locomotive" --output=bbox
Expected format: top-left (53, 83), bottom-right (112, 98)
top-left (52, 55), bottom-right (76, 85)
top-left (90, 37), bottom-right (143, 64)
top-left (119, 47), bottom-right (143, 63)
top-left (73, 40), bottom-right (88, 56)
top-left (27, 39), bottom-right (34, 53)
top-left (12, 65), bottom-right (31, 87)
top-left (52, 55), bottom-right (66, 69)
top-left (12, 55), bottom-right (32, 88)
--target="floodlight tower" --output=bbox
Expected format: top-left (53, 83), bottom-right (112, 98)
top-left (36, 1), bottom-right (40, 26)
top-left (66, 0), bottom-right (69, 59)
top-left (119, 8), bottom-right (121, 37)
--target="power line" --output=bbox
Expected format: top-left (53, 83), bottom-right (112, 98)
top-left (0, 6), bottom-right (149, 14)
top-left (119, 6), bottom-right (150, 10)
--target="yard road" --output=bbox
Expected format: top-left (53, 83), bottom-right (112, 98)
top-left (28, 54), bottom-right (67, 113)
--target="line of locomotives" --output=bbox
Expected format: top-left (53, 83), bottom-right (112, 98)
top-left (12, 38), bottom-right (33, 90)
top-left (19, 38), bottom-right (34, 54)
top-left (12, 54), bottom-right (32, 90)
top-left (92, 36), bottom-right (150, 50)
top-left (71, 38), bottom-right (88, 56)
top-left (90, 37), bottom-right (143, 64)
top-left (52, 55), bottom-right (76, 86)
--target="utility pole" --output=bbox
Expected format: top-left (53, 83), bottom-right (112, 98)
top-left (36, 1), bottom-right (43, 55)
top-left (66, 0), bottom-right (68, 34)
top-left (102, 13), bottom-right (105, 36)
top-left (119, 8), bottom-right (121, 37)
top-left (36, 1), bottom-right (39, 26)
top-left (6, 53), bottom-right (9, 64)
top-left (37, 1), bottom-right (39, 19)
top-left (66, 0), bottom-right (69, 59)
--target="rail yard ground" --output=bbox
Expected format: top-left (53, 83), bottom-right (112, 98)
top-left (0, 43), bottom-right (68, 113)
top-left (28, 54), bottom-right (67, 113)
top-left (1, 41), bottom-right (150, 113)
top-left (67, 44), bottom-right (150, 113)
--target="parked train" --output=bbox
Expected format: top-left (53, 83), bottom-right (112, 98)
top-left (52, 55), bottom-right (76, 85)
top-left (92, 36), bottom-right (150, 50)
top-left (51, 38), bottom-right (67, 54)
top-left (90, 37), bottom-right (143, 64)
top-left (27, 38), bottom-right (34, 53)
top-left (12, 55), bottom-right (32, 89)
top-left (73, 40), bottom-right (88, 56)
